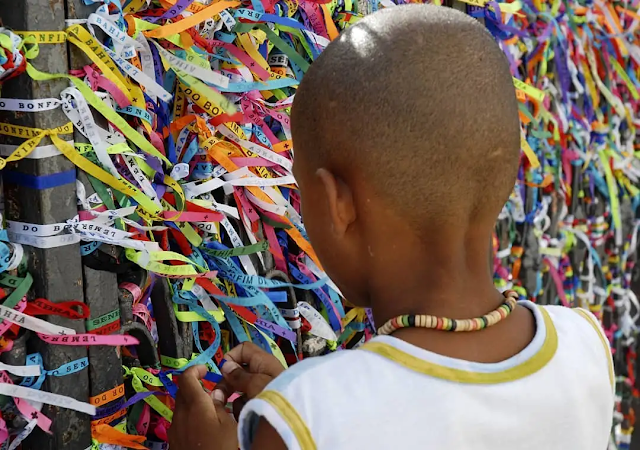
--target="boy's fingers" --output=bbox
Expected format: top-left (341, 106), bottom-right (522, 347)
top-left (212, 388), bottom-right (226, 404)
top-left (212, 394), bottom-right (237, 426)
top-left (212, 379), bottom-right (234, 402)
top-left (177, 365), bottom-right (209, 403)
top-left (213, 401), bottom-right (227, 416)
top-left (221, 362), bottom-right (274, 398)
top-left (225, 342), bottom-right (284, 377)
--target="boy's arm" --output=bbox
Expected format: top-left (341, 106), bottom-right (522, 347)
top-left (252, 419), bottom-right (288, 450)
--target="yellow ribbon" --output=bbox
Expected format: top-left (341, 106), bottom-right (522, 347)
top-left (0, 122), bottom-right (73, 170)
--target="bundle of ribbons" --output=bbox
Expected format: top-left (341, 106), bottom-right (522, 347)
top-left (0, 0), bottom-right (638, 448)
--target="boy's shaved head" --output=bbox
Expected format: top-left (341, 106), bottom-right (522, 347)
top-left (292, 4), bottom-right (520, 229)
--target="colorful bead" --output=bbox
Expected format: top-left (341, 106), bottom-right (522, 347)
top-left (377, 292), bottom-right (518, 335)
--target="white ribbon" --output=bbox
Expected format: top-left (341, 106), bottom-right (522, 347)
top-left (0, 383), bottom-right (95, 416)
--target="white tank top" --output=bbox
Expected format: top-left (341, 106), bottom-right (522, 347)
top-left (238, 301), bottom-right (614, 450)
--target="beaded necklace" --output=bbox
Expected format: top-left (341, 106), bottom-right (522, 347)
top-left (377, 290), bottom-right (519, 335)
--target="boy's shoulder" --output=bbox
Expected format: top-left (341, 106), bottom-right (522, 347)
top-left (265, 346), bottom-right (372, 394)
top-left (538, 303), bottom-right (614, 389)
top-left (261, 303), bottom-right (614, 395)
top-left (238, 347), bottom-right (376, 450)
top-left (540, 303), bottom-right (608, 343)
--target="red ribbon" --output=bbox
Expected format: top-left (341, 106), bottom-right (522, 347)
top-left (89, 320), bottom-right (121, 336)
top-left (24, 298), bottom-right (90, 320)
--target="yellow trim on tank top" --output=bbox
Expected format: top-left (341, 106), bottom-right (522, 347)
top-left (360, 306), bottom-right (558, 384)
top-left (573, 308), bottom-right (615, 389)
top-left (256, 390), bottom-right (317, 450)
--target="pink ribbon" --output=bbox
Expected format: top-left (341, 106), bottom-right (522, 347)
top-left (298, 0), bottom-right (329, 38)
top-left (544, 257), bottom-right (571, 307)
top-left (136, 404), bottom-right (151, 436)
top-left (242, 95), bottom-right (280, 144)
top-left (77, 206), bottom-right (109, 221)
top-left (0, 371), bottom-right (52, 433)
top-left (263, 223), bottom-right (287, 272)
top-left (209, 41), bottom-right (270, 81)
top-left (230, 157), bottom-right (278, 167)
top-left (133, 303), bottom-right (154, 333)
top-left (119, 282), bottom-right (143, 305)
top-left (154, 418), bottom-right (170, 442)
top-left (161, 270), bottom-right (218, 279)
top-left (265, 109), bottom-right (291, 130)
top-left (0, 299), bottom-right (26, 338)
top-left (84, 65), bottom-right (131, 108)
top-left (149, 131), bottom-right (166, 156)
top-left (0, 414), bottom-right (7, 445)
top-left (37, 332), bottom-right (140, 346)
top-left (161, 210), bottom-right (224, 222)
top-left (234, 187), bottom-right (260, 224)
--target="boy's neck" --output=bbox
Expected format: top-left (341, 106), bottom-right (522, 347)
top-left (367, 231), bottom-right (501, 325)
top-left (364, 225), bottom-right (536, 364)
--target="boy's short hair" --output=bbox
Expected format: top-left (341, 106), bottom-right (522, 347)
top-left (291, 4), bottom-right (521, 229)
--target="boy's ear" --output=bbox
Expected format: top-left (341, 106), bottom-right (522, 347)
top-left (315, 168), bottom-right (356, 237)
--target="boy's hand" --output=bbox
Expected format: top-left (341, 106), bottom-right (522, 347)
top-left (215, 342), bottom-right (286, 419)
top-left (169, 365), bottom-right (238, 450)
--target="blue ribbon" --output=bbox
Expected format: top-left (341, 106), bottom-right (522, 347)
top-left (289, 264), bottom-right (342, 331)
top-left (173, 291), bottom-right (221, 373)
top-left (21, 353), bottom-right (89, 390)
top-left (234, 9), bottom-right (304, 29)
top-left (219, 302), bottom-right (250, 343)
top-left (214, 77), bottom-right (299, 93)
top-left (181, 139), bottom-right (199, 165)
top-left (3, 169), bottom-right (76, 190)
top-left (80, 241), bottom-right (102, 256)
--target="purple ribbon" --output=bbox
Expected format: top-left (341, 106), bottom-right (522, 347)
top-left (149, 43), bottom-right (164, 87)
top-left (554, 42), bottom-right (571, 104)
top-left (255, 317), bottom-right (297, 342)
top-left (147, 0), bottom-right (197, 24)
top-left (92, 390), bottom-right (167, 420)
top-left (483, 2), bottom-right (529, 39)
top-left (92, 397), bottom-right (126, 420)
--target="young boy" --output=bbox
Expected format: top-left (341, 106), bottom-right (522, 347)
top-left (169, 4), bottom-right (614, 449)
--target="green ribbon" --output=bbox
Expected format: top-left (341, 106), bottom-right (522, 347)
top-left (85, 308), bottom-right (121, 331)
top-left (0, 272), bottom-right (32, 310)
top-left (202, 240), bottom-right (268, 258)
